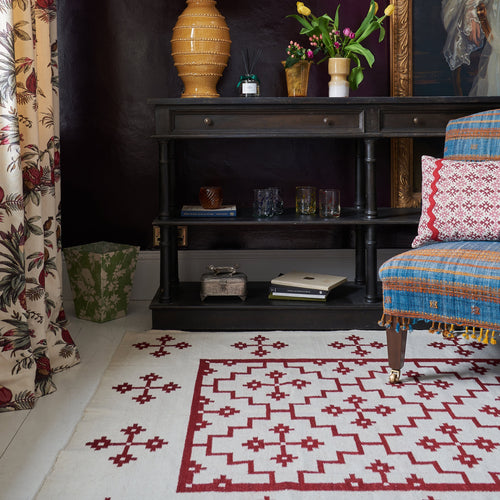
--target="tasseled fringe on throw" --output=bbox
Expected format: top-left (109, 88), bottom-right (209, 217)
top-left (378, 314), bottom-right (414, 333)
top-left (462, 326), bottom-right (497, 345)
top-left (378, 314), bottom-right (497, 345)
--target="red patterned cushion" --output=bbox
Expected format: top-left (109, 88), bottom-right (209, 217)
top-left (412, 155), bottom-right (500, 248)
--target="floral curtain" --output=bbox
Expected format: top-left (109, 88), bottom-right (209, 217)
top-left (0, 0), bottom-right (79, 412)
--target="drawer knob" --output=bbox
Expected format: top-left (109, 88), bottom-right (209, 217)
top-left (203, 117), bottom-right (213, 126)
top-left (323, 117), bottom-right (332, 126)
top-left (412, 117), bottom-right (419, 125)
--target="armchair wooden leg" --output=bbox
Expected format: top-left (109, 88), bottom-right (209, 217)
top-left (386, 323), bottom-right (408, 384)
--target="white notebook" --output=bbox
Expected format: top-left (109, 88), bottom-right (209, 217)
top-left (271, 272), bottom-right (347, 291)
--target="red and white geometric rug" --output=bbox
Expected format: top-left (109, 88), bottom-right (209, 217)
top-left (36, 330), bottom-right (500, 499)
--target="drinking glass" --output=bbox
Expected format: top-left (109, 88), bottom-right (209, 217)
top-left (268, 187), bottom-right (284, 215)
top-left (318, 189), bottom-right (340, 217)
top-left (253, 188), bottom-right (273, 217)
top-left (295, 186), bottom-right (316, 215)
top-left (199, 186), bottom-right (223, 209)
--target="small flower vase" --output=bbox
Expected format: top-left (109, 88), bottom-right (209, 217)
top-left (328, 57), bottom-right (350, 97)
top-left (283, 61), bottom-right (311, 97)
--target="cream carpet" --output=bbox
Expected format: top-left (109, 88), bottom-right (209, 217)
top-left (36, 329), bottom-right (500, 499)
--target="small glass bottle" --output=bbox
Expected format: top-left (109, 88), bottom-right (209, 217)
top-left (238, 74), bottom-right (261, 97)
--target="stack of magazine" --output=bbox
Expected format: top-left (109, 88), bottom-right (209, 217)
top-left (268, 272), bottom-right (347, 301)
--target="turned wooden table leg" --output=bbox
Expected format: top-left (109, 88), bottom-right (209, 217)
top-left (386, 322), bottom-right (408, 384)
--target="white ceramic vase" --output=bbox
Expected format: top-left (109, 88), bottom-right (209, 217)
top-left (328, 57), bottom-right (350, 97)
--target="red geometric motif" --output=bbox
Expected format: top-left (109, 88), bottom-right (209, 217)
top-left (426, 336), bottom-right (487, 358)
top-left (327, 333), bottom-right (385, 358)
top-left (232, 334), bottom-right (288, 357)
top-left (86, 423), bottom-right (167, 467)
top-left (112, 372), bottom-right (180, 404)
top-left (132, 333), bottom-right (191, 357)
top-left (427, 157), bottom-right (442, 242)
top-left (177, 358), bottom-right (500, 493)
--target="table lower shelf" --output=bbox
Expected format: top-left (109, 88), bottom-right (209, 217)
top-left (150, 281), bottom-right (383, 331)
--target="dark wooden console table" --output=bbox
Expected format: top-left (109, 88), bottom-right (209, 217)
top-left (149, 96), bottom-right (500, 330)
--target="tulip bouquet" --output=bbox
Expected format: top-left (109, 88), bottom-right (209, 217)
top-left (289, 1), bottom-right (395, 90)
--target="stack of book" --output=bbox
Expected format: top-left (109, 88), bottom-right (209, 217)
top-left (181, 205), bottom-right (237, 217)
top-left (268, 271), bottom-right (347, 301)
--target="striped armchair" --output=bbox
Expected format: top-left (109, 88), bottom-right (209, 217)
top-left (379, 109), bottom-right (500, 383)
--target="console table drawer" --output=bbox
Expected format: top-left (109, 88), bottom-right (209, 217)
top-left (167, 109), bottom-right (364, 136)
top-left (381, 111), bottom-right (450, 134)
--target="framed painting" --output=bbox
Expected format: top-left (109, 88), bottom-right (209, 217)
top-left (389, 0), bottom-right (495, 207)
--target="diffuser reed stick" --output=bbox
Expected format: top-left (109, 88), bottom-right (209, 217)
top-left (237, 48), bottom-right (262, 97)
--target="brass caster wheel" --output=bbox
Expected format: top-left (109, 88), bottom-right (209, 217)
top-left (389, 370), bottom-right (401, 384)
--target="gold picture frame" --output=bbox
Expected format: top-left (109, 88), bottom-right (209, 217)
top-left (390, 0), bottom-right (420, 208)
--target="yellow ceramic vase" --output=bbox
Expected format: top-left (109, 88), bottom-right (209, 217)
top-left (171, 0), bottom-right (231, 98)
top-left (328, 57), bottom-right (351, 97)
top-left (283, 61), bottom-right (311, 97)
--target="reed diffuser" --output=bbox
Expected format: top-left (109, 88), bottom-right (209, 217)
top-left (237, 48), bottom-right (262, 97)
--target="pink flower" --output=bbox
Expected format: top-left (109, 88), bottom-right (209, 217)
top-left (307, 49), bottom-right (313, 58)
top-left (343, 27), bottom-right (352, 37)
top-left (23, 165), bottom-right (43, 190)
top-left (0, 385), bottom-right (13, 405)
top-left (349, 32), bottom-right (355, 39)
top-left (334, 41), bottom-right (340, 49)
top-left (26, 70), bottom-right (37, 94)
top-left (61, 328), bottom-right (74, 346)
top-left (37, 0), bottom-right (55, 7)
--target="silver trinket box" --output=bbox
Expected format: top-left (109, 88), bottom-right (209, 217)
top-left (200, 265), bottom-right (247, 301)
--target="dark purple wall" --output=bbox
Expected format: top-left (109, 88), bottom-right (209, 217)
top-left (58, 0), bottom-right (393, 249)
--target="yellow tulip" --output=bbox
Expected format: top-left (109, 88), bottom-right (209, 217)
top-left (296, 1), bottom-right (311, 16)
top-left (384, 4), bottom-right (395, 16)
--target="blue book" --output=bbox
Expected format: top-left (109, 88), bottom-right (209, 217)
top-left (181, 205), bottom-right (237, 217)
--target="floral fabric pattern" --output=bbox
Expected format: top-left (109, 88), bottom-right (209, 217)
top-left (0, 1), bottom-right (79, 412)
top-left (64, 242), bottom-right (139, 323)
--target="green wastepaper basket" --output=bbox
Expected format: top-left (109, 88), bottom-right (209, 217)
top-left (63, 241), bottom-right (139, 322)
